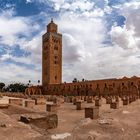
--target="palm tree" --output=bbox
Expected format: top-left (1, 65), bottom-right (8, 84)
top-left (73, 78), bottom-right (77, 83)
top-left (0, 82), bottom-right (5, 92)
top-left (28, 80), bottom-right (31, 87)
top-left (82, 78), bottom-right (85, 82)
top-left (38, 80), bottom-right (40, 85)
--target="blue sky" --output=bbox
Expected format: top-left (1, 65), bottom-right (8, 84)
top-left (0, 0), bottom-right (140, 84)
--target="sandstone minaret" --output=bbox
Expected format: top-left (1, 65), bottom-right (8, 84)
top-left (42, 19), bottom-right (62, 86)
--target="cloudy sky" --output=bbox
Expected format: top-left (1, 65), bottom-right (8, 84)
top-left (0, 0), bottom-right (140, 85)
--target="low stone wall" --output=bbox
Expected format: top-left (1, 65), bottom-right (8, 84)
top-left (9, 98), bottom-right (23, 106)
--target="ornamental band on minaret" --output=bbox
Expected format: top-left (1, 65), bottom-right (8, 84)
top-left (42, 19), bottom-right (62, 86)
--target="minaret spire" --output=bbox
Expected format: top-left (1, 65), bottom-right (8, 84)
top-left (51, 18), bottom-right (53, 23)
top-left (47, 18), bottom-right (57, 33)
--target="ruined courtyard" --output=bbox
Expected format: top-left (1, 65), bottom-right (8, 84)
top-left (0, 93), bottom-right (140, 140)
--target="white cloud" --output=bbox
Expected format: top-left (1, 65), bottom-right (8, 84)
top-left (68, 0), bottom-right (94, 12)
top-left (110, 1), bottom-right (140, 50)
top-left (0, 0), bottom-right (140, 84)
top-left (0, 12), bottom-right (28, 46)
top-left (0, 54), bottom-right (11, 61)
top-left (82, 8), bottom-right (104, 18)
top-left (53, 1), bottom-right (140, 82)
top-left (62, 33), bottom-right (83, 63)
top-left (0, 9), bottom-right (43, 84)
top-left (0, 17), bottom-right (29, 46)
top-left (38, 0), bottom-right (95, 12)
top-left (0, 62), bottom-right (41, 85)
top-left (0, 8), bottom-right (42, 46)
top-left (104, 5), bottom-right (112, 14)
top-left (55, 11), bottom-right (107, 81)
top-left (50, 0), bottom-right (65, 11)
top-left (0, 9), bottom-right (43, 61)
top-left (110, 25), bottom-right (137, 50)
top-left (26, 0), bottom-right (32, 3)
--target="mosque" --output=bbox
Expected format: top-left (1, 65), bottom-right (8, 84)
top-left (25, 20), bottom-right (140, 96)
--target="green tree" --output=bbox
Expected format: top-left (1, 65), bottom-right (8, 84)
top-left (6, 83), bottom-right (28, 92)
top-left (0, 82), bottom-right (5, 91)
top-left (73, 78), bottom-right (77, 83)
top-left (38, 80), bottom-right (40, 85)
top-left (82, 78), bottom-right (85, 82)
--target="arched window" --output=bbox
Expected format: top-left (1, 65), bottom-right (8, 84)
top-left (54, 45), bottom-right (58, 50)
top-left (55, 76), bottom-right (57, 80)
top-left (54, 61), bottom-right (58, 64)
top-left (113, 83), bottom-right (115, 87)
top-left (131, 82), bottom-right (133, 85)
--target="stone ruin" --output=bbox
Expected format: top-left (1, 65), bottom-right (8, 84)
top-left (0, 81), bottom-right (140, 133)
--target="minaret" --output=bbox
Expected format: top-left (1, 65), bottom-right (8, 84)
top-left (42, 19), bottom-right (62, 86)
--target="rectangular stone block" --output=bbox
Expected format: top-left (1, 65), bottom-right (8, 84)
top-left (53, 98), bottom-right (57, 104)
top-left (33, 98), bottom-right (46, 105)
top-left (73, 98), bottom-right (77, 105)
top-left (80, 96), bottom-right (84, 100)
top-left (85, 107), bottom-right (99, 119)
top-left (65, 96), bottom-right (72, 103)
top-left (110, 102), bottom-right (119, 109)
top-left (132, 96), bottom-right (136, 102)
top-left (115, 97), bottom-right (119, 102)
top-left (76, 101), bottom-right (83, 110)
top-left (52, 98), bottom-right (61, 107)
top-left (20, 113), bottom-right (58, 129)
top-left (95, 100), bottom-right (101, 106)
top-left (25, 100), bottom-right (35, 108)
top-left (123, 99), bottom-right (129, 105)
top-left (57, 97), bottom-right (64, 104)
top-left (129, 98), bottom-right (133, 103)
top-left (84, 96), bottom-right (87, 101)
top-left (39, 98), bottom-right (46, 104)
top-left (46, 104), bottom-right (57, 112)
top-left (69, 97), bottom-right (73, 103)
top-left (9, 98), bottom-right (22, 106)
top-left (0, 104), bottom-right (9, 109)
top-left (64, 97), bottom-right (69, 103)
top-left (106, 98), bottom-right (112, 104)
top-left (87, 97), bottom-right (93, 103)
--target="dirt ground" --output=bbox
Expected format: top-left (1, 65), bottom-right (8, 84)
top-left (0, 97), bottom-right (140, 140)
